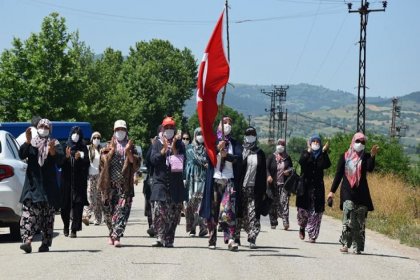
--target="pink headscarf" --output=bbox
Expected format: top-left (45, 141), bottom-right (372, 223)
top-left (344, 132), bottom-right (366, 188)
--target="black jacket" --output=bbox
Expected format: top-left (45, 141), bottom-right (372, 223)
top-left (330, 153), bottom-right (375, 211)
top-left (19, 142), bottom-right (65, 209)
top-left (296, 150), bottom-right (331, 213)
top-left (150, 139), bottom-right (185, 203)
top-left (61, 144), bottom-right (90, 207)
top-left (239, 148), bottom-right (267, 217)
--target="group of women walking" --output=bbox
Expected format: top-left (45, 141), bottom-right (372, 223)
top-left (19, 119), bottom-right (139, 252)
top-left (18, 115), bottom-right (379, 255)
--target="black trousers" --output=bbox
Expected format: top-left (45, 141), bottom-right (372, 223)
top-left (61, 202), bottom-right (84, 232)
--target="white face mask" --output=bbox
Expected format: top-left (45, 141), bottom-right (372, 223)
top-left (71, 133), bottom-right (80, 143)
top-left (37, 128), bottom-right (49, 138)
top-left (115, 130), bottom-right (126, 141)
top-left (196, 135), bottom-right (204, 143)
top-left (164, 129), bottom-right (175, 139)
top-left (245, 135), bottom-right (256, 143)
top-left (223, 124), bottom-right (232, 135)
top-left (353, 142), bottom-right (365, 152)
top-left (311, 143), bottom-right (320, 151)
top-left (276, 145), bottom-right (285, 153)
top-left (92, 139), bottom-right (100, 146)
top-left (182, 139), bottom-right (189, 146)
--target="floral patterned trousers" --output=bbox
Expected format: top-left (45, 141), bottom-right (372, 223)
top-left (20, 199), bottom-right (55, 246)
top-left (103, 182), bottom-right (133, 241)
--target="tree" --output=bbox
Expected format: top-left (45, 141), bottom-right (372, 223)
top-left (118, 39), bottom-right (197, 147)
top-left (188, 105), bottom-right (248, 143)
top-left (0, 13), bottom-right (95, 122)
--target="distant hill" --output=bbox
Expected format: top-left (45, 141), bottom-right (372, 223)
top-left (184, 83), bottom-right (391, 116)
top-left (184, 84), bottom-right (419, 155)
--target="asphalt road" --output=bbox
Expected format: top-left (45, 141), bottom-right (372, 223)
top-left (1, 182), bottom-right (419, 280)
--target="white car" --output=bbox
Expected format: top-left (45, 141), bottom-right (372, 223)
top-left (0, 130), bottom-right (27, 240)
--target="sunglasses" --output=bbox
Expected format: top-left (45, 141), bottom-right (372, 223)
top-left (355, 139), bottom-right (365, 144)
top-left (92, 137), bottom-right (101, 140)
top-left (182, 137), bottom-right (190, 140)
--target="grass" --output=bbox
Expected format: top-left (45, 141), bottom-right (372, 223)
top-left (322, 173), bottom-right (420, 248)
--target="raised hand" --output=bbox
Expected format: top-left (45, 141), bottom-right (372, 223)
top-left (48, 141), bottom-right (56, 156)
top-left (323, 141), bottom-right (329, 153)
top-left (125, 140), bottom-right (133, 153)
top-left (25, 127), bottom-right (32, 143)
top-left (66, 146), bottom-right (71, 158)
top-left (371, 144), bottom-right (380, 157)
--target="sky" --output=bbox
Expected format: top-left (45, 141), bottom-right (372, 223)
top-left (0, 0), bottom-right (419, 98)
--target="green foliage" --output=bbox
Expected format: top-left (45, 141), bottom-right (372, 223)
top-left (0, 13), bottom-right (93, 122)
top-left (327, 133), bottom-right (411, 177)
top-left (0, 14), bottom-right (197, 148)
top-left (119, 39), bottom-right (197, 148)
top-left (187, 105), bottom-right (248, 143)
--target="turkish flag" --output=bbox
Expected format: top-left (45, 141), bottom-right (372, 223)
top-left (196, 10), bottom-right (230, 167)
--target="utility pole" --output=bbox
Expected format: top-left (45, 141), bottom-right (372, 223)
top-left (261, 88), bottom-right (276, 144)
top-left (347, 0), bottom-right (387, 133)
top-left (390, 97), bottom-right (408, 138)
top-left (274, 85), bottom-right (288, 140)
top-left (261, 85), bottom-right (289, 144)
top-left (247, 115), bottom-right (252, 127)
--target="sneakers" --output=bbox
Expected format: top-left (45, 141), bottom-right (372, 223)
top-left (271, 225), bottom-right (277, 229)
top-left (38, 244), bottom-right (49, 252)
top-left (227, 239), bottom-right (239, 252)
top-left (340, 246), bottom-right (349, 253)
top-left (20, 242), bottom-right (32, 254)
top-left (165, 243), bottom-right (174, 248)
top-left (152, 241), bottom-right (164, 247)
top-left (70, 231), bottom-right (77, 238)
top-left (283, 224), bottom-right (290, 230)
top-left (208, 244), bottom-right (216, 250)
top-left (108, 237), bottom-right (114, 245)
top-left (114, 240), bottom-right (121, 248)
top-left (249, 243), bottom-right (257, 249)
top-left (299, 227), bottom-right (305, 240)
top-left (309, 238), bottom-right (316, 243)
top-left (147, 227), bottom-right (156, 238)
top-left (63, 228), bottom-right (69, 237)
top-left (198, 228), bottom-right (208, 237)
top-left (189, 230), bottom-right (196, 237)
top-left (82, 217), bottom-right (90, 226)
top-left (93, 220), bottom-right (101, 226)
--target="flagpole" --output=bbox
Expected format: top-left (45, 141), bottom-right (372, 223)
top-left (220, 0), bottom-right (230, 138)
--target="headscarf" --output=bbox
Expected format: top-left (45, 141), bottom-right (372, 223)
top-left (89, 131), bottom-right (101, 162)
top-left (344, 132), bottom-right (366, 188)
top-left (309, 134), bottom-right (322, 159)
top-left (274, 138), bottom-right (289, 185)
top-left (192, 127), bottom-right (207, 163)
top-left (114, 129), bottom-right (128, 158)
top-left (30, 119), bottom-right (59, 166)
top-left (242, 126), bottom-right (259, 159)
top-left (274, 138), bottom-right (287, 162)
top-left (66, 126), bottom-right (85, 154)
top-left (216, 116), bottom-right (232, 171)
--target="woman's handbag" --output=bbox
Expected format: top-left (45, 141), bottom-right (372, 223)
top-left (168, 154), bottom-right (184, 173)
top-left (284, 171), bottom-right (305, 196)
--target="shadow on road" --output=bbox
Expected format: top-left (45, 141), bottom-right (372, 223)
top-left (47, 249), bottom-right (102, 253)
top-left (131, 262), bottom-right (181, 265)
top-left (248, 253), bottom-right (313, 258)
top-left (305, 241), bottom-right (341, 245)
top-left (256, 245), bottom-right (298, 250)
top-left (357, 253), bottom-right (411, 260)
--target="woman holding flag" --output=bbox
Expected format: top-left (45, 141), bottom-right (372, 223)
top-left (200, 117), bottom-right (243, 251)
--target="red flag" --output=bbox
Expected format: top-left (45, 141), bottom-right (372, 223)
top-left (196, 10), bottom-right (230, 167)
